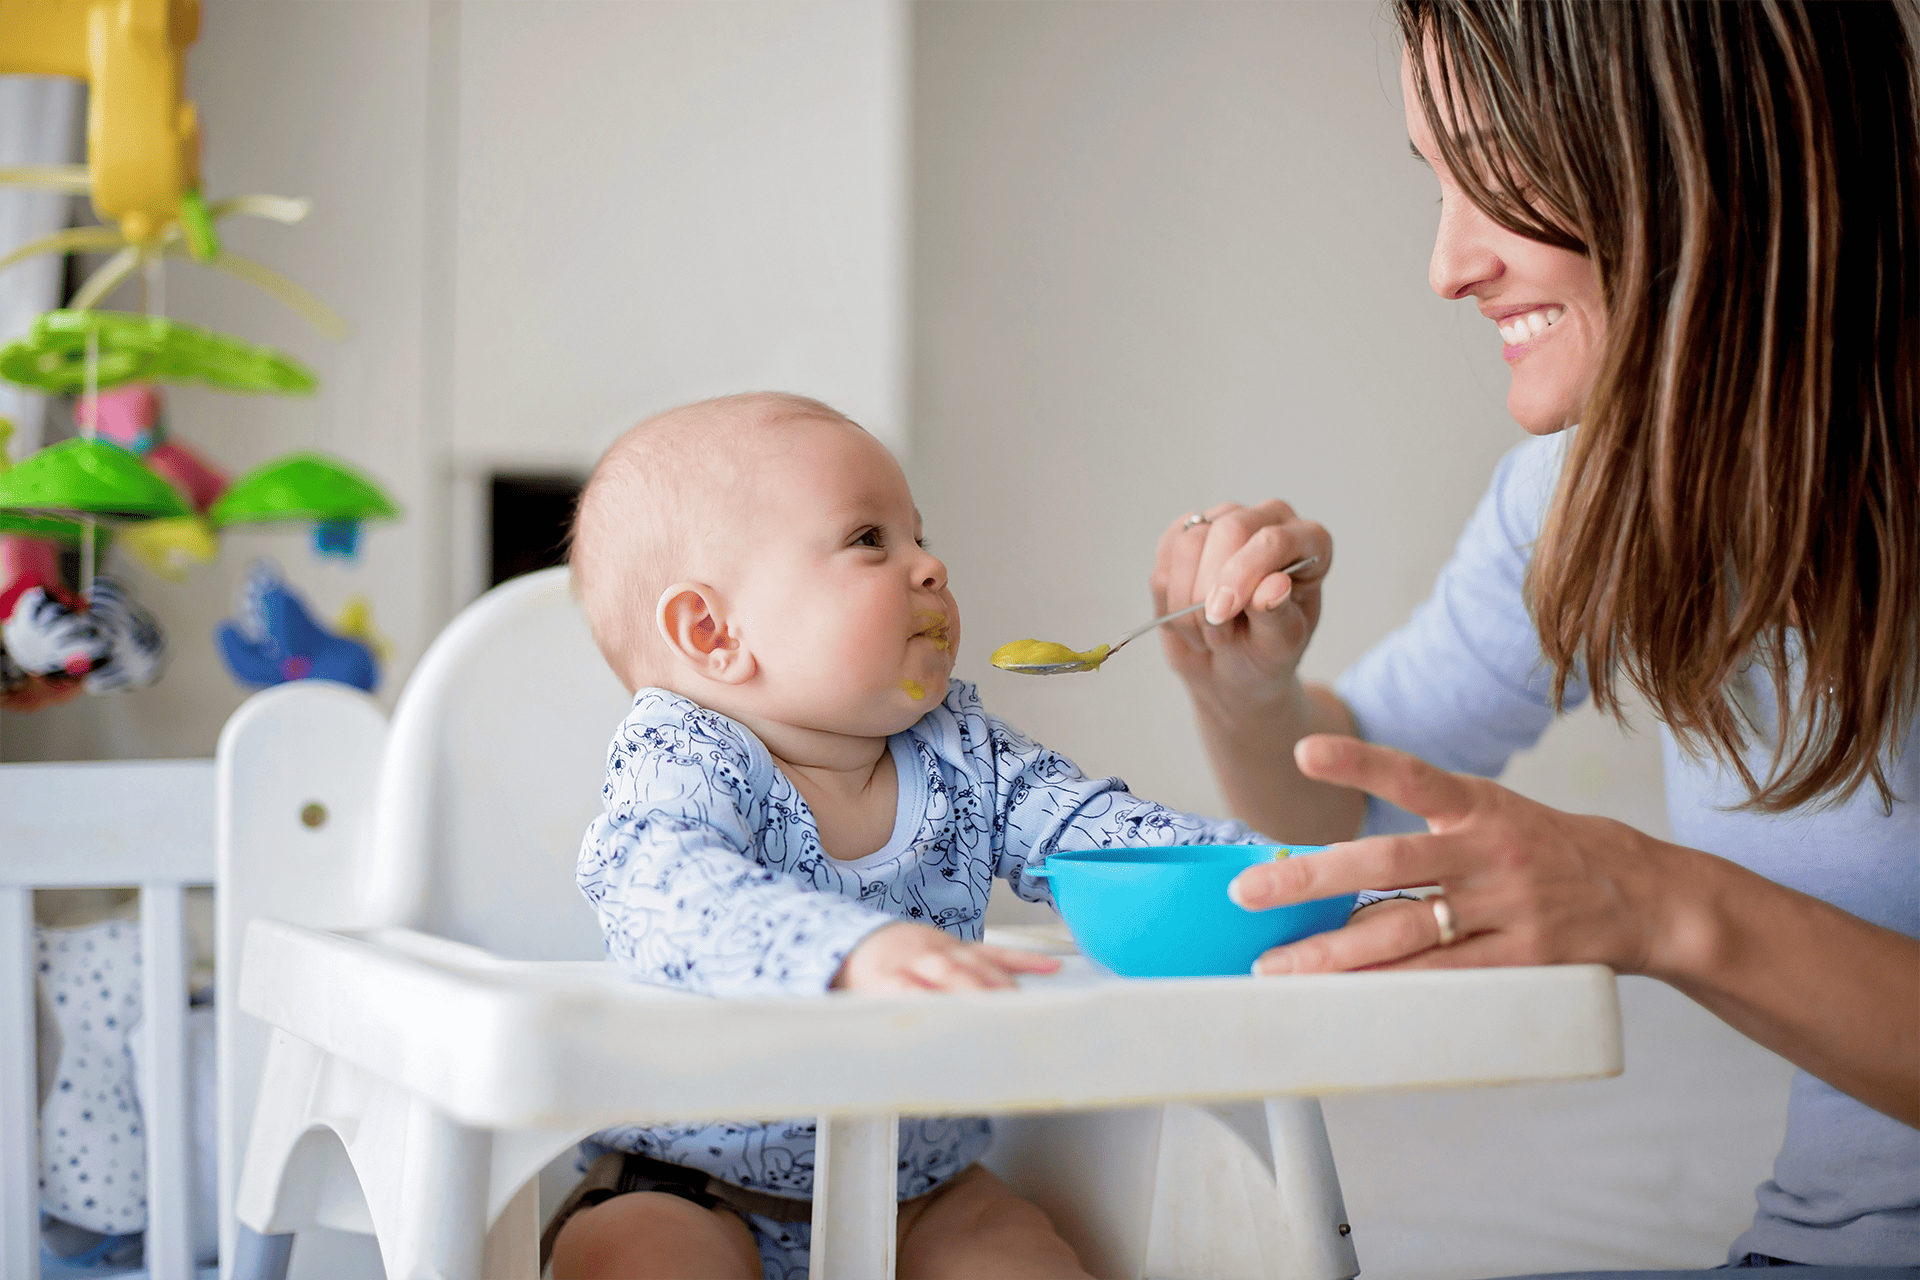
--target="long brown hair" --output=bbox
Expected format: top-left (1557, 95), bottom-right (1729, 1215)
top-left (1397, 0), bottom-right (1920, 811)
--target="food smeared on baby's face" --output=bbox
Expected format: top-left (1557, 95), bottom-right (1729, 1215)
top-left (989, 639), bottom-right (1112, 672)
top-left (914, 611), bottom-right (951, 652)
top-left (900, 679), bottom-right (926, 700)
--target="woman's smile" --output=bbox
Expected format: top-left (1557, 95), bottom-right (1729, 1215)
top-left (1492, 304), bottom-right (1566, 356)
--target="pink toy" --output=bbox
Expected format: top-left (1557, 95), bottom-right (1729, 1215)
top-left (143, 440), bottom-right (228, 511)
top-left (0, 534), bottom-right (65, 618)
top-left (74, 384), bottom-right (230, 514)
top-left (76, 384), bottom-right (165, 454)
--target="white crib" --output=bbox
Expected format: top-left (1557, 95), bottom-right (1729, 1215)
top-left (1, 759), bottom-right (214, 1280)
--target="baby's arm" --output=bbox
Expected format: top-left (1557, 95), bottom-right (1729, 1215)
top-left (579, 702), bottom-right (895, 996)
top-left (983, 712), bottom-right (1262, 881)
top-left (981, 708), bottom-right (1404, 913)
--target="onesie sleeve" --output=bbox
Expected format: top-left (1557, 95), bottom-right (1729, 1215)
top-left (1335, 434), bottom-right (1589, 835)
top-left (576, 690), bottom-right (894, 996)
top-left (955, 690), bottom-right (1258, 904)
top-left (954, 683), bottom-right (1400, 915)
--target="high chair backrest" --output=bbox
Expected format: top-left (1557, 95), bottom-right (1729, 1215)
top-left (361, 567), bottom-right (634, 959)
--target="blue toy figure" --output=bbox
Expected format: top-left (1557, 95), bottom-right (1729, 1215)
top-left (215, 559), bottom-right (378, 692)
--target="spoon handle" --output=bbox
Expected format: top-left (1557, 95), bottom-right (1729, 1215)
top-left (1107, 602), bottom-right (1205, 654)
top-left (1106, 555), bottom-right (1319, 654)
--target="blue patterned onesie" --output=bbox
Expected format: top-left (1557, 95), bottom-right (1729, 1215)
top-left (576, 679), bottom-right (1275, 1277)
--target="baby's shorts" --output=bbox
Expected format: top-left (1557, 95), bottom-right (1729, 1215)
top-left (540, 1150), bottom-right (944, 1280)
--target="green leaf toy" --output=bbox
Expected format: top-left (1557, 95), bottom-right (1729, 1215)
top-left (211, 452), bottom-right (400, 526)
top-left (0, 510), bottom-right (97, 544)
top-left (0, 310), bottom-right (317, 396)
top-left (0, 438), bottom-right (191, 520)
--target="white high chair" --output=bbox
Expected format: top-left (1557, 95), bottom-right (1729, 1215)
top-left (218, 566), bottom-right (1622, 1280)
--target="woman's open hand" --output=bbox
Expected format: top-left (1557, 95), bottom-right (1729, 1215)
top-left (1150, 500), bottom-right (1332, 706)
top-left (1232, 734), bottom-right (1676, 977)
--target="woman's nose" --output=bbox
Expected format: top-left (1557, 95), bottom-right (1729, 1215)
top-left (1429, 194), bottom-right (1503, 301)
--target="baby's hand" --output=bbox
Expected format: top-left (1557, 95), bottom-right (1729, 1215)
top-left (833, 922), bottom-right (1061, 994)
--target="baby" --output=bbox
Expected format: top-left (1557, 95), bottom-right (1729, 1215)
top-left (554, 392), bottom-right (1339, 1280)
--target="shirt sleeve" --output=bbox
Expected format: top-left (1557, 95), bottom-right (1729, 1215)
top-left (1334, 434), bottom-right (1589, 835)
top-left (576, 692), bottom-right (893, 996)
top-left (980, 711), bottom-right (1404, 915)
top-left (968, 694), bottom-right (1255, 896)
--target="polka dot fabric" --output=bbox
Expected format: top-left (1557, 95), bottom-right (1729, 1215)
top-left (37, 919), bottom-right (147, 1234)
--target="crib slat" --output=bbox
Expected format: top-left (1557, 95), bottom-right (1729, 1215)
top-left (142, 882), bottom-right (194, 1280)
top-left (0, 884), bottom-right (43, 1280)
top-left (0, 761), bottom-right (214, 885)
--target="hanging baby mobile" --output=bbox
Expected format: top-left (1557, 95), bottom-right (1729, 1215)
top-left (0, 0), bottom-right (400, 710)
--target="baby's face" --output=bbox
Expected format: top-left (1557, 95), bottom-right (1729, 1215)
top-left (729, 420), bottom-right (959, 737)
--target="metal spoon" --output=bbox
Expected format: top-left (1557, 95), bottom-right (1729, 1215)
top-left (991, 555), bottom-right (1320, 675)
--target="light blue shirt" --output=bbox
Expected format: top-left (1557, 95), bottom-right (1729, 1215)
top-left (578, 679), bottom-right (1277, 1200)
top-left (1336, 434), bottom-right (1919, 1266)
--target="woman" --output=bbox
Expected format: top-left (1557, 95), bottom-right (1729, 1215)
top-left (1155, 1), bottom-right (1917, 1269)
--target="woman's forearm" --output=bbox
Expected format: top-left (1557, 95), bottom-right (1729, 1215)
top-left (1651, 841), bottom-right (1920, 1127)
top-left (1192, 678), bottom-right (1366, 844)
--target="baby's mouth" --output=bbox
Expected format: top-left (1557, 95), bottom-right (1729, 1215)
top-left (913, 612), bottom-right (952, 652)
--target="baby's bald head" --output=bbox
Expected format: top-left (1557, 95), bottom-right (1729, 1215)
top-left (569, 392), bottom-right (856, 691)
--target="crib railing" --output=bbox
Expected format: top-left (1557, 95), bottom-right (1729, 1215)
top-left (1, 759), bottom-right (213, 1280)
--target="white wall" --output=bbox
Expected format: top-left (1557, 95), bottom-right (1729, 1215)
top-left (444, 0), bottom-right (909, 603)
top-left (0, 76), bottom-right (82, 457)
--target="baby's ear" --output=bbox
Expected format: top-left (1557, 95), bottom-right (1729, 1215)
top-left (656, 583), bottom-right (755, 684)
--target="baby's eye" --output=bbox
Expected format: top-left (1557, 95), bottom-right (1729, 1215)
top-left (854, 527), bottom-right (883, 549)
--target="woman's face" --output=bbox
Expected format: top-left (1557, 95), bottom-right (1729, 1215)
top-left (1402, 53), bottom-right (1605, 435)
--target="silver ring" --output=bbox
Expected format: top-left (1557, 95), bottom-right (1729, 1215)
top-left (1431, 895), bottom-right (1459, 947)
top-left (1183, 513), bottom-right (1211, 530)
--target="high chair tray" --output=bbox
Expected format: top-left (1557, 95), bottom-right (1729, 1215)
top-left (240, 919), bottom-right (1621, 1131)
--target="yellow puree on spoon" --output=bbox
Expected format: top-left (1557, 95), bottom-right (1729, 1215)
top-left (989, 639), bottom-right (1112, 672)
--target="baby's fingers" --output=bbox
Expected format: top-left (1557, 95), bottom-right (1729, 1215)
top-left (907, 948), bottom-right (1016, 992)
top-left (973, 944), bottom-right (1062, 976)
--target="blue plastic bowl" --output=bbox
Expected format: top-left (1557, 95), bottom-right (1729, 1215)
top-left (1030, 844), bottom-right (1355, 978)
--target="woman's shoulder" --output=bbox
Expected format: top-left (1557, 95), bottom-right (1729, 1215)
top-left (1485, 430), bottom-right (1572, 547)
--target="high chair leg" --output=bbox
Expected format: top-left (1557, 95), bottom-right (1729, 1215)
top-left (810, 1112), bottom-right (899, 1280)
top-left (384, 1098), bottom-right (492, 1280)
top-left (230, 1224), bottom-right (295, 1280)
top-left (1263, 1097), bottom-right (1358, 1280)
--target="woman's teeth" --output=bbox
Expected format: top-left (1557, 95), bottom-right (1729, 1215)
top-left (1499, 307), bottom-right (1564, 344)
